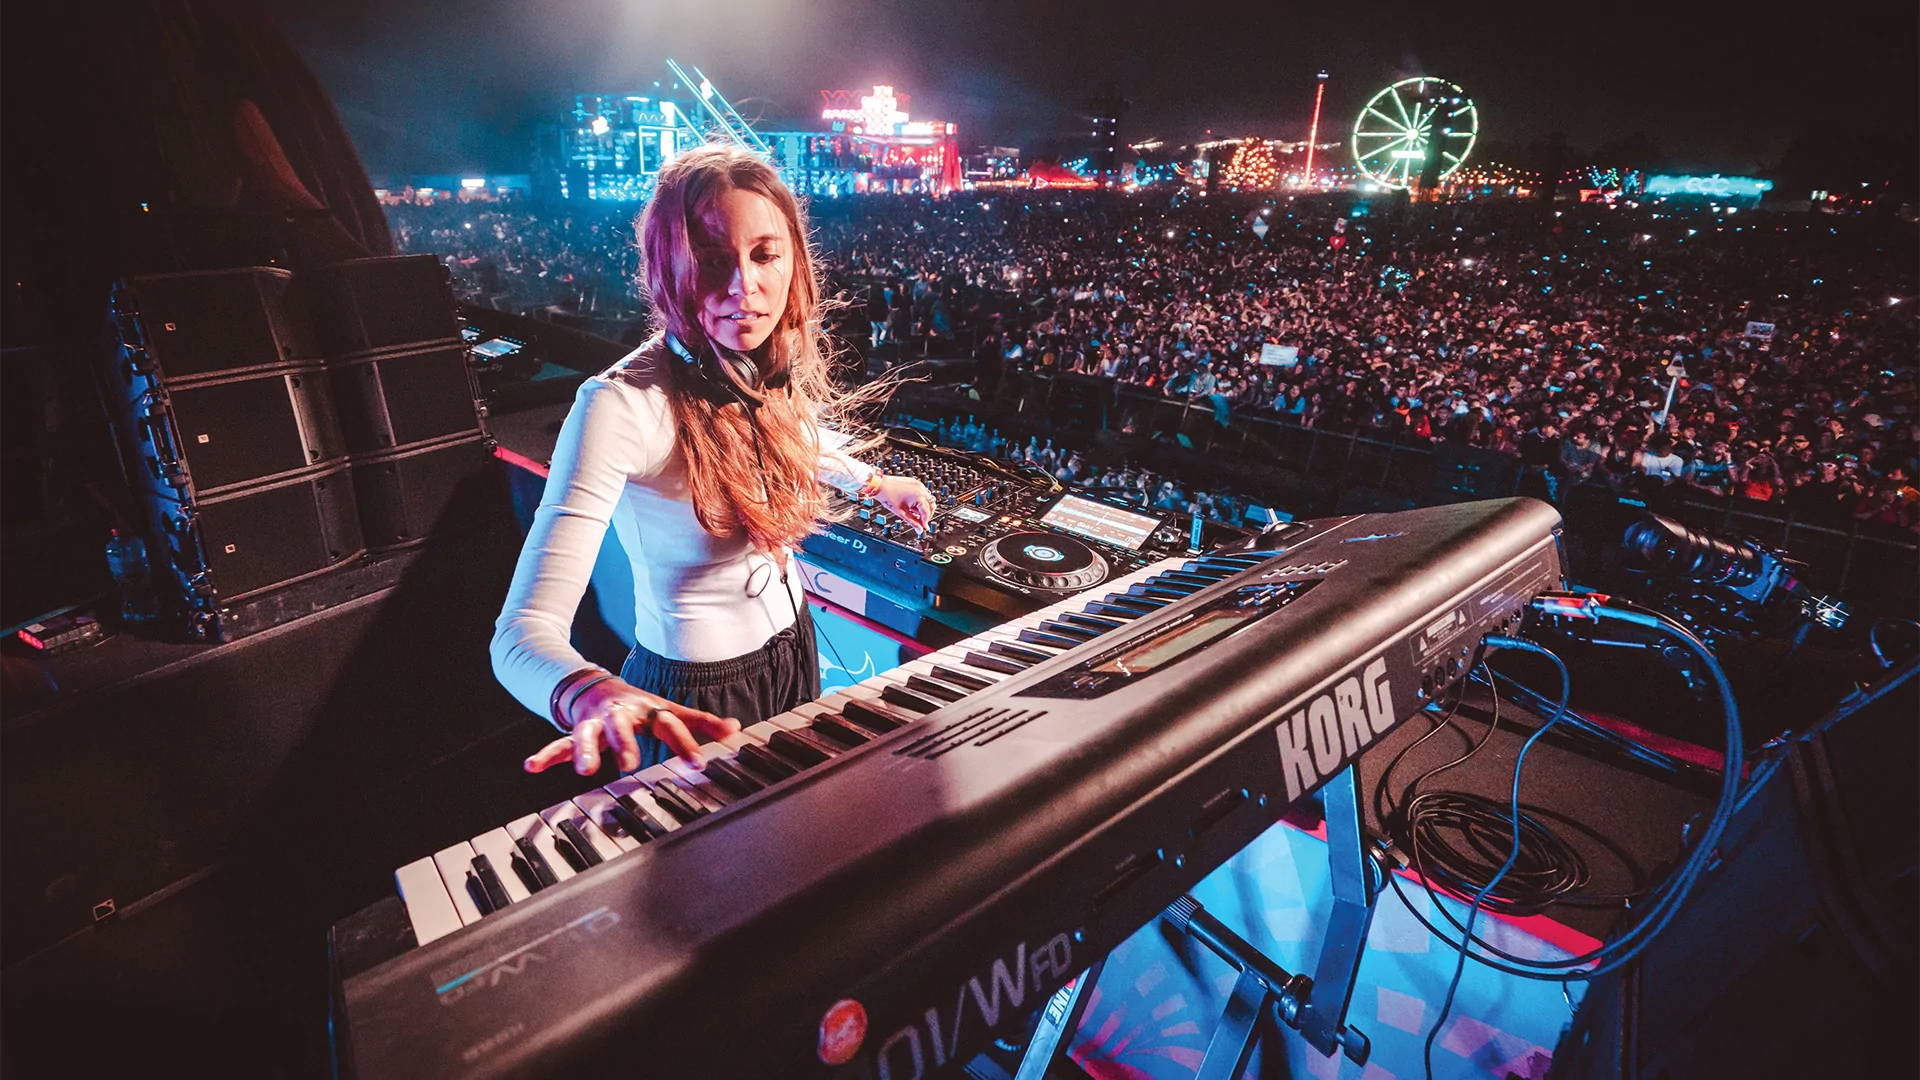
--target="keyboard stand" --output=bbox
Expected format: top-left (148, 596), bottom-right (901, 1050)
top-left (1009, 766), bottom-right (1378, 1080)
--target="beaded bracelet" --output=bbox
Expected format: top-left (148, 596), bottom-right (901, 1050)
top-left (548, 666), bottom-right (608, 731)
top-left (854, 467), bottom-right (886, 500)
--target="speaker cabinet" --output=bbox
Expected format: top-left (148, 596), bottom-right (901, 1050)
top-left (328, 343), bottom-right (483, 454)
top-left (303, 254), bottom-right (459, 356)
top-left (349, 432), bottom-right (494, 551)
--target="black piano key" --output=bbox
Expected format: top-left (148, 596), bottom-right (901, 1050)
top-left (1056, 611), bottom-right (1123, 633)
top-left (514, 836), bottom-right (560, 889)
top-left (879, 682), bottom-right (942, 714)
top-left (736, 742), bottom-right (799, 781)
top-left (465, 871), bottom-right (495, 916)
top-left (769, 728), bottom-right (834, 766)
top-left (550, 832), bottom-right (589, 874)
top-left (618, 793), bottom-right (675, 838)
top-left (1199, 556), bottom-right (1266, 571)
top-left (1036, 619), bottom-right (1099, 642)
top-left (930, 664), bottom-right (996, 691)
top-left (904, 674), bottom-right (968, 702)
top-left (839, 695), bottom-right (914, 733)
top-left (810, 714), bottom-right (874, 747)
top-left (556, 819), bottom-right (604, 867)
top-left (1100, 594), bottom-right (1165, 611)
top-left (964, 650), bottom-right (1028, 674)
top-left (470, 856), bottom-right (512, 912)
top-left (703, 757), bottom-right (765, 798)
top-left (648, 780), bottom-right (710, 824)
top-left (1173, 563), bottom-right (1234, 577)
top-left (1019, 628), bottom-right (1083, 650)
top-left (509, 851), bottom-right (546, 895)
top-left (1156, 571), bottom-right (1220, 589)
top-left (988, 640), bottom-right (1052, 665)
top-left (606, 798), bottom-right (658, 843)
top-left (1081, 601), bottom-right (1146, 621)
top-left (1128, 582), bottom-right (1190, 601)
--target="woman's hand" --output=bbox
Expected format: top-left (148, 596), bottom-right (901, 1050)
top-left (873, 475), bottom-right (936, 532)
top-left (525, 677), bottom-right (740, 776)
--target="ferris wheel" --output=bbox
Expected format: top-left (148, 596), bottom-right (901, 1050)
top-left (1351, 77), bottom-right (1478, 190)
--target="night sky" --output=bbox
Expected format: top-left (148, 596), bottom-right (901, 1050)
top-left (266, 0), bottom-right (1918, 178)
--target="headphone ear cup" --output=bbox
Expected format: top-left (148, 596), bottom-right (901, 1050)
top-left (667, 332), bottom-right (743, 408)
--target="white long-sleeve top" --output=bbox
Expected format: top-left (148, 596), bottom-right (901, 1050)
top-left (489, 339), bottom-right (876, 724)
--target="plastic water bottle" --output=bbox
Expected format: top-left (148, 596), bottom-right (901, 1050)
top-left (105, 529), bottom-right (160, 624)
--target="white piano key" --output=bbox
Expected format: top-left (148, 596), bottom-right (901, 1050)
top-left (431, 842), bottom-right (486, 926)
top-left (468, 828), bottom-right (533, 904)
top-left (541, 799), bottom-right (623, 863)
top-left (394, 856), bottom-right (465, 947)
top-left (717, 729), bottom-right (762, 752)
top-left (506, 812), bottom-right (576, 883)
top-left (741, 720), bottom-right (786, 742)
top-left (573, 789), bottom-right (643, 851)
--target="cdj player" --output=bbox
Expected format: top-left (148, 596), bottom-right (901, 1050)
top-left (800, 435), bottom-right (1213, 618)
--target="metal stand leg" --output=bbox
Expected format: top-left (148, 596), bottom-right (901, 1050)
top-left (1296, 765), bottom-right (1377, 1064)
top-left (1012, 960), bottom-right (1105, 1080)
top-left (1195, 968), bottom-right (1277, 1080)
top-left (1164, 764), bottom-right (1381, 1080)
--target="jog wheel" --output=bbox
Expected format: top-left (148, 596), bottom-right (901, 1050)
top-left (980, 532), bottom-right (1108, 591)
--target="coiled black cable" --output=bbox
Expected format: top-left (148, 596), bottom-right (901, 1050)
top-left (1397, 789), bottom-right (1592, 917)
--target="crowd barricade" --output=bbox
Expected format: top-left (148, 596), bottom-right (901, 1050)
top-left (898, 379), bottom-right (1918, 612)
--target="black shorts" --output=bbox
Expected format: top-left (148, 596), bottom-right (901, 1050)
top-left (619, 607), bottom-right (822, 770)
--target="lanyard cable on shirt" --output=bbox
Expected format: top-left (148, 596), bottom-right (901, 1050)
top-left (738, 402), bottom-right (854, 680)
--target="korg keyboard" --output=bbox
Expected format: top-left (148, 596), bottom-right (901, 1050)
top-left (332, 498), bottom-right (1563, 1079)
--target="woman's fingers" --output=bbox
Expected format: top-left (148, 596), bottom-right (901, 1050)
top-left (572, 717), bottom-right (604, 775)
top-left (608, 705), bottom-right (642, 774)
top-left (524, 734), bottom-right (577, 774)
top-left (667, 702), bottom-right (741, 743)
top-left (647, 710), bottom-right (706, 766)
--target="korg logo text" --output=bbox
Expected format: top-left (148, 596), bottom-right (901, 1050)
top-left (1274, 656), bottom-right (1393, 801)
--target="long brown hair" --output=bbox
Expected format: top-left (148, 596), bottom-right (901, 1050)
top-left (635, 146), bottom-right (875, 553)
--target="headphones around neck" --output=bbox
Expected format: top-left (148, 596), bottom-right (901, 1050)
top-left (664, 331), bottom-right (789, 411)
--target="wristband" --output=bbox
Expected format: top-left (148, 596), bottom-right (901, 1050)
top-left (559, 674), bottom-right (618, 731)
top-left (549, 666), bottom-right (609, 731)
top-left (854, 468), bottom-right (885, 500)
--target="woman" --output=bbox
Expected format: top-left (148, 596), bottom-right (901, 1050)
top-left (493, 147), bottom-right (934, 778)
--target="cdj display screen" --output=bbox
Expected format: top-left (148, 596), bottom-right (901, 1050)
top-left (1038, 495), bottom-right (1161, 551)
top-left (470, 338), bottom-right (522, 360)
top-left (948, 505), bottom-right (992, 524)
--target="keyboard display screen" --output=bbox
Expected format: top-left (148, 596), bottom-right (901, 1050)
top-left (1091, 606), bottom-right (1255, 675)
top-left (1039, 495), bottom-right (1160, 551)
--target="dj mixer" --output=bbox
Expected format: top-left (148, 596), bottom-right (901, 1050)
top-left (800, 435), bottom-right (1220, 618)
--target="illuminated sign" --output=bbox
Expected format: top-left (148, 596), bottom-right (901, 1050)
top-left (821, 85), bottom-right (911, 133)
top-left (1646, 174), bottom-right (1773, 199)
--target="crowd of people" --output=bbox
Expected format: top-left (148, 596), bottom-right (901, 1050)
top-left (389, 186), bottom-right (1918, 530)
